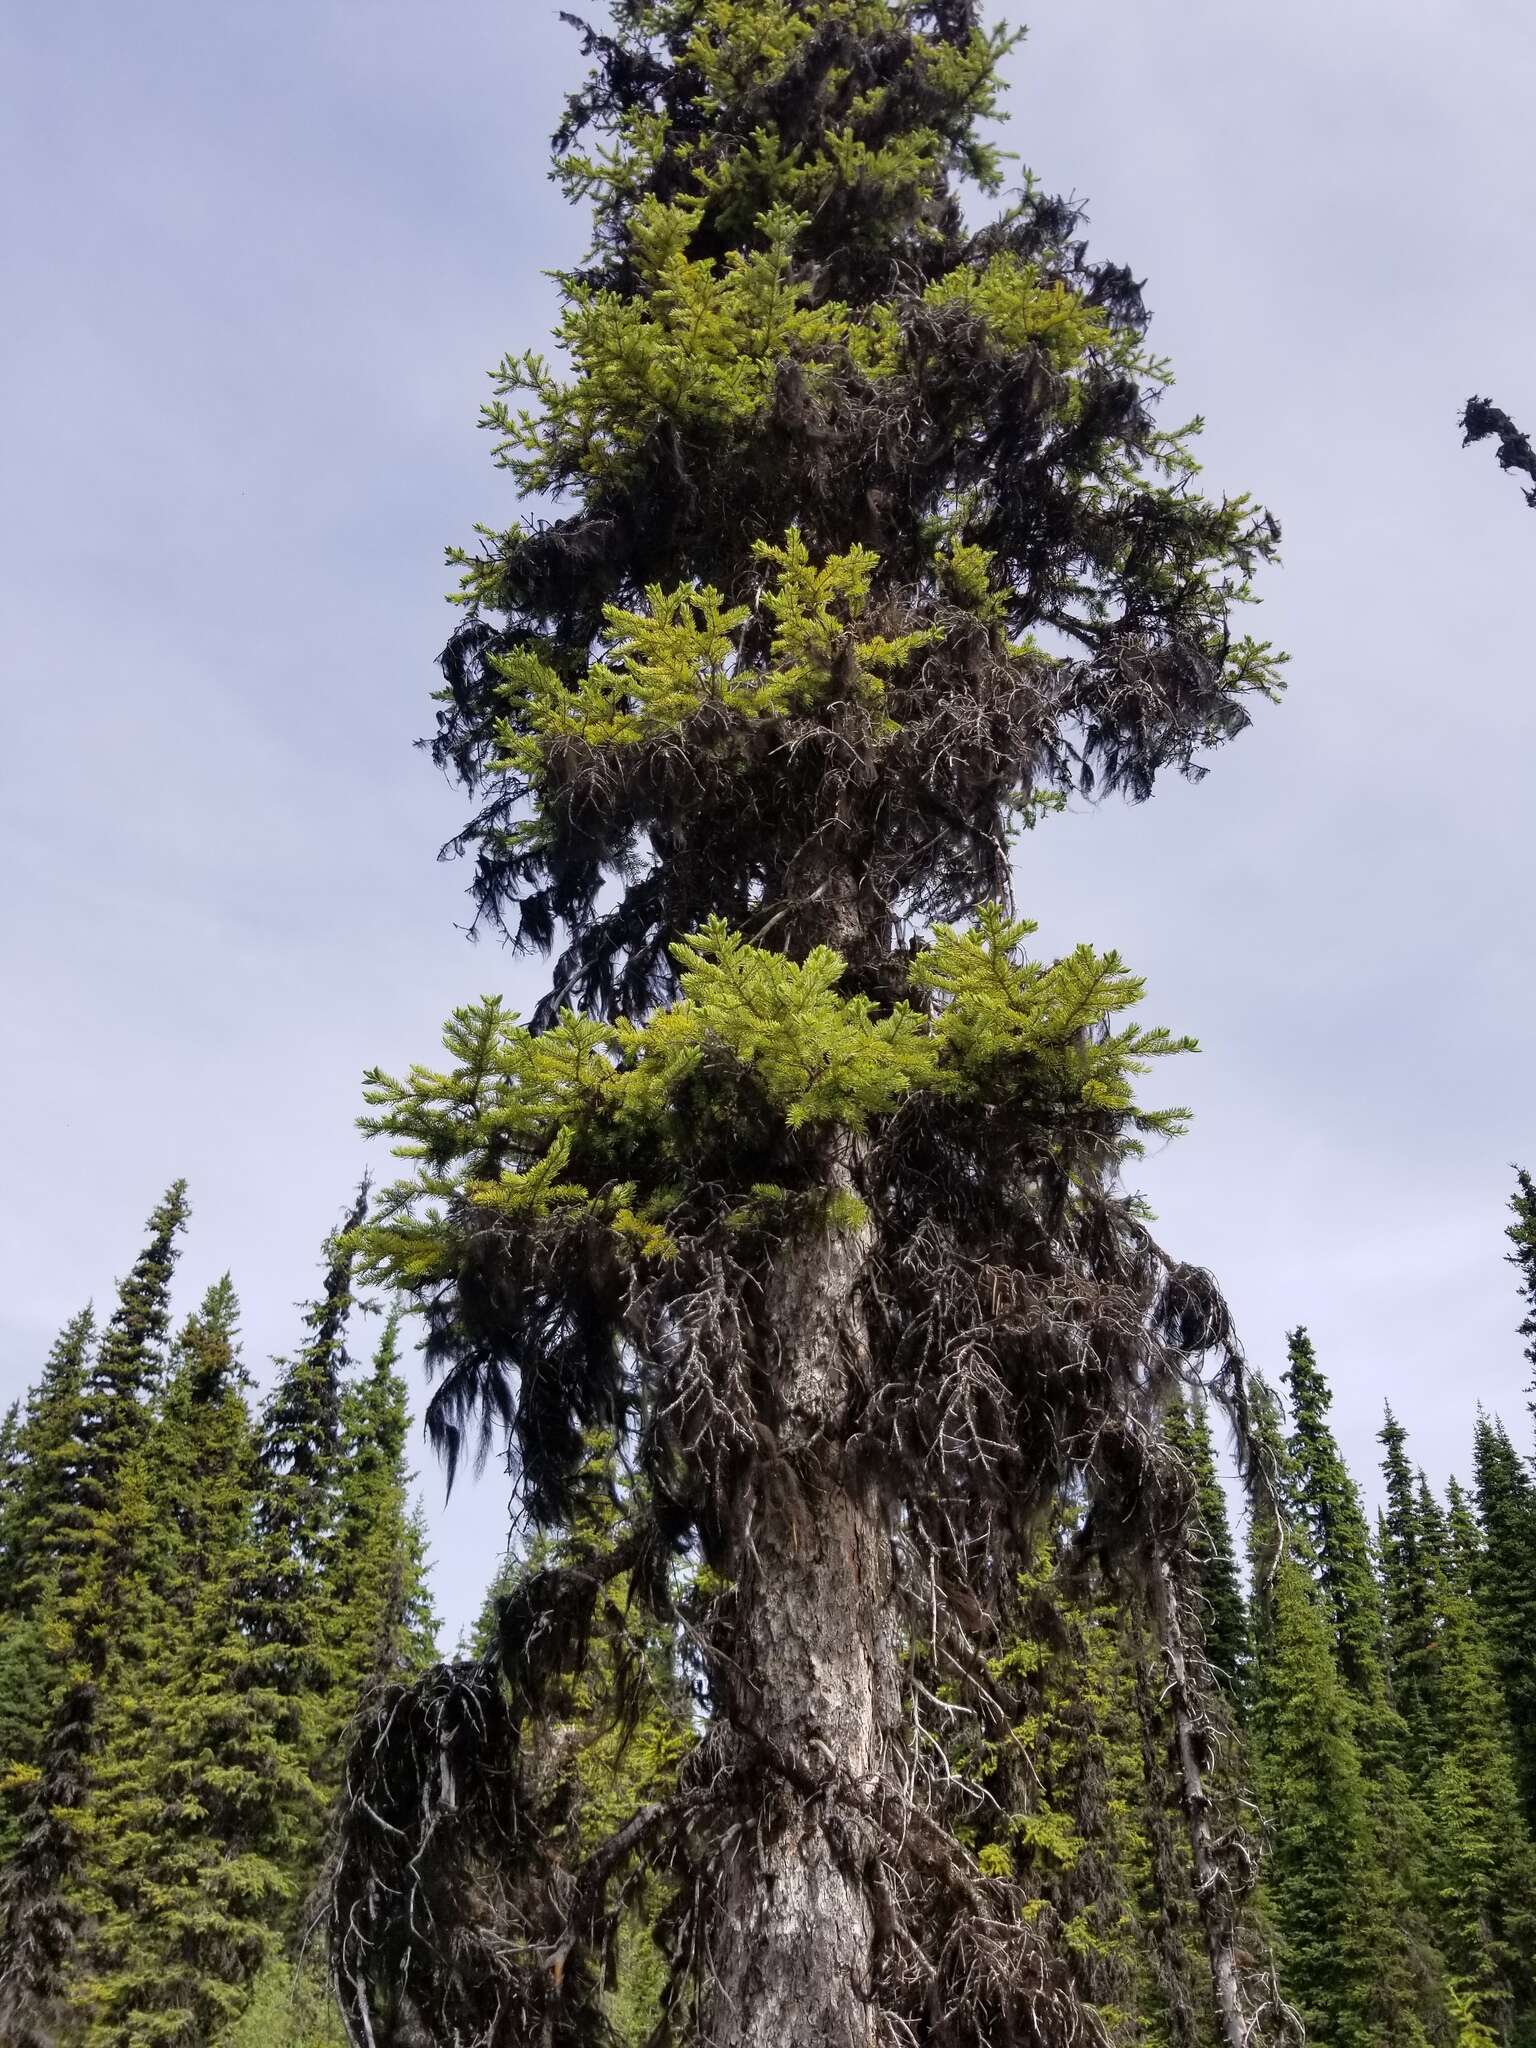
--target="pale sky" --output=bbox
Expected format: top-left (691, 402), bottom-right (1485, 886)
top-left (3, 0), bottom-right (1534, 1642)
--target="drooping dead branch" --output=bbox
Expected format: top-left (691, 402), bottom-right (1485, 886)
top-left (1462, 395), bottom-right (1536, 509)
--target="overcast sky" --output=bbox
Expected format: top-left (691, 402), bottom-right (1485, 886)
top-left (3, 0), bottom-right (1534, 1643)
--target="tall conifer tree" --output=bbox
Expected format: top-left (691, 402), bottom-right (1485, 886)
top-left (1283, 1332), bottom-right (1390, 1704)
top-left (1470, 1411), bottom-right (1536, 1825)
top-left (1282, 1335), bottom-right (1444, 2038)
top-left (0, 1307), bottom-right (95, 1836)
top-left (1422, 1477), bottom-right (1536, 2046)
top-left (1472, 1163), bottom-right (1536, 1823)
top-left (331, 6), bottom-right (1287, 2043)
top-left (1163, 1389), bottom-right (1248, 1704)
top-left (1378, 1406), bottom-right (1442, 1765)
top-left (0, 1185), bottom-right (188, 2048)
top-left (237, 1191), bottom-right (372, 1901)
top-left (1246, 1390), bottom-right (1412, 2048)
top-left (71, 1278), bottom-right (274, 2046)
top-left (326, 1311), bottom-right (437, 1725)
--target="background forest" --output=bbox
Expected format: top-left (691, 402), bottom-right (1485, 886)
top-left (3, 1179), bottom-right (1536, 2042)
top-left (2, 0), bottom-right (1535, 2046)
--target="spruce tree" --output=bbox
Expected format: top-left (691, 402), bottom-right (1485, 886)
top-left (1423, 1477), bottom-right (1536, 2046)
top-left (255, 1183), bottom-right (369, 1591)
top-left (236, 1191), bottom-right (373, 1905)
top-left (0, 1184), bottom-right (188, 2048)
top-left (1470, 1411), bottom-right (1536, 1823)
top-left (1378, 1405), bottom-right (1442, 1764)
top-left (326, 1310), bottom-right (437, 1726)
top-left (334, 7), bottom-right (1287, 2043)
top-left (1476, 1163), bottom-right (1536, 1821)
top-left (71, 1277), bottom-right (275, 2047)
top-left (1281, 1335), bottom-right (1445, 2041)
top-left (1246, 1392), bottom-right (1410, 2048)
top-left (1162, 1388), bottom-right (1248, 1705)
top-left (1283, 1331), bottom-right (1390, 1703)
top-left (0, 1306), bottom-right (95, 1834)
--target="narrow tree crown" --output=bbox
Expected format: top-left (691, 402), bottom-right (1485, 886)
top-left (431, 0), bottom-right (1281, 1018)
top-left (340, 10), bottom-right (1287, 2045)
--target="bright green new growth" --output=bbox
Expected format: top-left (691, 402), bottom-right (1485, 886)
top-left (494, 530), bottom-right (954, 763)
top-left (358, 905), bottom-right (1193, 1282)
top-left (556, 0), bottom-right (1019, 228)
top-left (481, 197), bottom-right (1142, 501)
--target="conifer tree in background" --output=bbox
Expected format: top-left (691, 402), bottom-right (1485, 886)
top-left (1245, 1391), bottom-right (1407, 2048)
top-left (1282, 1332), bottom-right (1445, 2036)
top-left (1470, 1410), bottom-right (1536, 1827)
top-left (1473, 1165), bottom-right (1536, 1823)
top-left (1283, 1333), bottom-right (1389, 1705)
top-left (327, 1311), bottom-right (438, 1722)
top-left (0, 1184), bottom-right (188, 2048)
top-left (255, 1184), bottom-right (370, 1593)
top-left (234, 1190), bottom-right (372, 1910)
top-left (72, 1277), bottom-right (271, 2045)
top-left (1378, 1405), bottom-right (1443, 1768)
top-left (1420, 1476), bottom-right (1536, 2045)
top-left (1162, 1389), bottom-right (1248, 1705)
top-left (331, 5), bottom-right (1290, 2043)
top-left (0, 1307), bottom-right (95, 1850)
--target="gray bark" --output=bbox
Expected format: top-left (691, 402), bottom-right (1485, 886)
top-left (702, 1163), bottom-right (901, 2048)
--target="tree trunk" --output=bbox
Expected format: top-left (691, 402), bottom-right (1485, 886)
top-left (703, 1166), bottom-right (901, 2048)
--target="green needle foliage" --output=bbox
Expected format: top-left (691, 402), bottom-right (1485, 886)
top-left (1378, 1407), bottom-right (1444, 1770)
top-left (74, 1278), bottom-right (270, 2047)
top-left (0, 1190), bottom-right (447, 2046)
top-left (1282, 1334), bottom-right (1447, 2042)
top-left (1246, 1392), bottom-right (1403, 2048)
top-left (1472, 1167), bottom-right (1536, 1824)
top-left (1162, 1389), bottom-right (1248, 1706)
top-left (0, 1306), bottom-right (94, 1856)
top-left (431, 0), bottom-right (1284, 1024)
top-left (327, 1312), bottom-right (439, 1721)
top-left (1426, 1480), bottom-right (1536, 2046)
top-left (0, 1184), bottom-right (188, 2048)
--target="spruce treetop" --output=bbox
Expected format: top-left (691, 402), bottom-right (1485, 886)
top-left (1505, 1165), bottom-right (1536, 1406)
top-left (1282, 1328), bottom-right (1390, 1709)
top-left (434, 0), bottom-right (1282, 1016)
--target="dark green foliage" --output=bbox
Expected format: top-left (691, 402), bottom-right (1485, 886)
top-left (1422, 1476), bottom-right (1536, 2045)
top-left (1473, 1164), bottom-right (1536, 1822)
top-left (1163, 1389), bottom-right (1248, 1705)
top-left (0, 1186), bottom-right (188, 2048)
top-left (63, 1187), bottom-right (190, 1646)
top-left (1378, 1405), bottom-right (1443, 1765)
top-left (1504, 1167), bottom-right (1536, 1369)
top-left (72, 1278), bottom-right (283, 2048)
top-left (0, 1307), bottom-right (95, 1840)
top-left (327, 1311), bottom-right (438, 1723)
top-left (255, 1183), bottom-right (369, 1586)
top-left (1284, 1331), bottom-right (1389, 1708)
top-left (1470, 1410), bottom-right (1536, 1824)
top-left (0, 1189), bottom-right (449, 2046)
top-left (1281, 1338), bottom-right (1448, 2043)
top-left (1245, 1388), bottom-right (1411, 2048)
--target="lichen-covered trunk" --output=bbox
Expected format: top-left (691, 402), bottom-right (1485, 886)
top-left (703, 1169), bottom-right (900, 2048)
